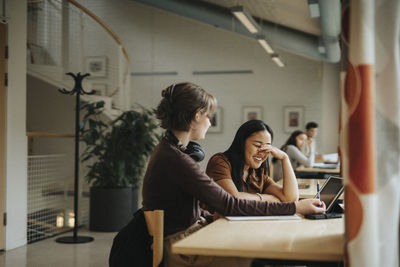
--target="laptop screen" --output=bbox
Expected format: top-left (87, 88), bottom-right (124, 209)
top-left (318, 176), bottom-right (344, 212)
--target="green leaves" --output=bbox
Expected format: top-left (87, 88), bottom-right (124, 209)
top-left (80, 101), bottom-right (160, 189)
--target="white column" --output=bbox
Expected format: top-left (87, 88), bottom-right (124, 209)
top-left (5, 0), bottom-right (28, 250)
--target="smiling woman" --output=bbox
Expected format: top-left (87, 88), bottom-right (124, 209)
top-left (206, 120), bottom-right (299, 203)
top-left (140, 84), bottom-right (325, 267)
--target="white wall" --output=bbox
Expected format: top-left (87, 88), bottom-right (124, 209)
top-left (77, 0), bottom-right (340, 168)
top-left (26, 74), bottom-right (75, 176)
top-left (321, 62), bottom-right (341, 154)
top-left (26, 75), bottom-right (75, 152)
top-left (5, 0), bottom-right (28, 250)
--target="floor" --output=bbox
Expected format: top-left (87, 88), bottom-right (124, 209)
top-left (0, 229), bottom-right (116, 267)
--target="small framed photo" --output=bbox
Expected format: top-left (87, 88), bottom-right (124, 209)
top-left (208, 107), bottom-right (222, 133)
top-left (92, 83), bottom-right (107, 96)
top-left (85, 56), bottom-right (107, 78)
top-left (283, 106), bottom-right (304, 133)
top-left (243, 106), bottom-right (262, 122)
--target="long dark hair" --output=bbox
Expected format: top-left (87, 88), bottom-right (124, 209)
top-left (281, 130), bottom-right (305, 150)
top-left (223, 120), bottom-right (273, 191)
top-left (272, 130), bottom-right (305, 163)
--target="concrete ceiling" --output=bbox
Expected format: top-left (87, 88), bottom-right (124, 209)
top-left (202, 0), bottom-right (321, 36)
top-left (132, 0), bottom-right (341, 63)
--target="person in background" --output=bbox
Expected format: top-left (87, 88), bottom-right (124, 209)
top-left (206, 120), bottom-right (298, 203)
top-left (273, 130), bottom-right (315, 181)
top-left (142, 82), bottom-right (325, 267)
top-left (302, 121), bottom-right (324, 161)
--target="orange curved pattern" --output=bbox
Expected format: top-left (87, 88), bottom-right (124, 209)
top-left (344, 63), bottom-right (362, 116)
top-left (345, 184), bottom-right (363, 242)
top-left (346, 64), bottom-right (376, 194)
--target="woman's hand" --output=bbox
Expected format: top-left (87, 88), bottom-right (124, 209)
top-left (213, 212), bottom-right (223, 221)
top-left (258, 145), bottom-right (287, 161)
top-left (295, 199), bottom-right (326, 215)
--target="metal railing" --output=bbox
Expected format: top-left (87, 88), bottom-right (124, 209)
top-left (27, 0), bottom-right (131, 110)
top-left (27, 153), bottom-right (89, 243)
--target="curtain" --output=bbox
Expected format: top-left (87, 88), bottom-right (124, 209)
top-left (341, 0), bottom-right (400, 266)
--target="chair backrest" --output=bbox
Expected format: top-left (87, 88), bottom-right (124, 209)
top-left (269, 161), bottom-right (274, 180)
top-left (144, 210), bottom-right (164, 267)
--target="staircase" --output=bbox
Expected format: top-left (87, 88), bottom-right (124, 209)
top-left (27, 0), bottom-right (131, 119)
top-left (26, 0), bottom-right (131, 242)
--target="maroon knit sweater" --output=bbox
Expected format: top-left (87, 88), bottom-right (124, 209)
top-left (142, 138), bottom-right (296, 235)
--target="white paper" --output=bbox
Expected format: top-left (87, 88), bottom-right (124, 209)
top-left (225, 215), bottom-right (301, 221)
top-left (323, 153), bottom-right (339, 162)
top-left (312, 162), bottom-right (338, 169)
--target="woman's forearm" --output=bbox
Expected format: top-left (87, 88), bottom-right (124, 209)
top-left (235, 191), bottom-right (281, 202)
top-left (280, 156), bottom-right (299, 201)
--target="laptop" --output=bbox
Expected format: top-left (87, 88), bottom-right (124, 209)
top-left (304, 176), bottom-right (344, 220)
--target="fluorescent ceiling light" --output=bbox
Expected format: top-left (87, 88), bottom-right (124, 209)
top-left (308, 0), bottom-right (320, 18)
top-left (271, 54), bottom-right (285, 68)
top-left (231, 6), bottom-right (260, 34)
top-left (256, 35), bottom-right (274, 54)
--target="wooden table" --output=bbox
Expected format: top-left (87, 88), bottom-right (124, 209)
top-left (297, 178), bottom-right (325, 198)
top-left (295, 166), bottom-right (340, 179)
top-left (296, 167), bottom-right (340, 173)
top-left (172, 217), bottom-right (344, 263)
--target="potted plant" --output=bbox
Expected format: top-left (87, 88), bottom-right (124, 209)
top-left (80, 101), bottom-right (160, 231)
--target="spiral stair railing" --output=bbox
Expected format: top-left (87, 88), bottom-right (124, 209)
top-left (26, 0), bottom-right (131, 243)
top-left (27, 0), bottom-right (131, 113)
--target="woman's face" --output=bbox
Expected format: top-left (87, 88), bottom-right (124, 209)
top-left (296, 133), bottom-right (308, 149)
top-left (190, 110), bottom-right (211, 140)
top-left (244, 130), bottom-right (271, 170)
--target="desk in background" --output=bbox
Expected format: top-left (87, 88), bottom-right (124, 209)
top-left (172, 217), bottom-right (344, 264)
top-left (295, 166), bottom-right (340, 179)
top-left (297, 178), bottom-right (324, 198)
top-left (277, 178), bottom-right (323, 199)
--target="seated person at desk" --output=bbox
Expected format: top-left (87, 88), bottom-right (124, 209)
top-left (303, 121), bottom-right (324, 162)
top-left (206, 120), bottom-right (298, 203)
top-left (142, 82), bottom-right (325, 267)
top-left (273, 130), bottom-right (315, 180)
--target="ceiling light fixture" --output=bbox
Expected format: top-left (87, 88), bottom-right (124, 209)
top-left (256, 35), bottom-right (274, 54)
top-left (271, 54), bottom-right (285, 68)
top-left (230, 6), bottom-right (260, 34)
top-left (308, 0), bottom-right (320, 18)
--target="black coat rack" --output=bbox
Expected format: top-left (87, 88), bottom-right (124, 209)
top-left (56, 72), bottom-right (94, 244)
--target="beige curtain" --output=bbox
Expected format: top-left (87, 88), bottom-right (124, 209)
top-left (341, 0), bottom-right (400, 266)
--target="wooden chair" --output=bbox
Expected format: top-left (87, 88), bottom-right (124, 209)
top-left (144, 210), bottom-right (164, 267)
top-left (269, 162), bottom-right (274, 181)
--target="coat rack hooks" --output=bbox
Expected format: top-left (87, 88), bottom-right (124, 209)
top-left (56, 72), bottom-right (94, 244)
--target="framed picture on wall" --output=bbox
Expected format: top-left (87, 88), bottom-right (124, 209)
top-left (208, 107), bottom-right (222, 133)
top-left (243, 106), bottom-right (262, 122)
top-left (85, 56), bottom-right (107, 78)
top-left (283, 106), bottom-right (304, 133)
